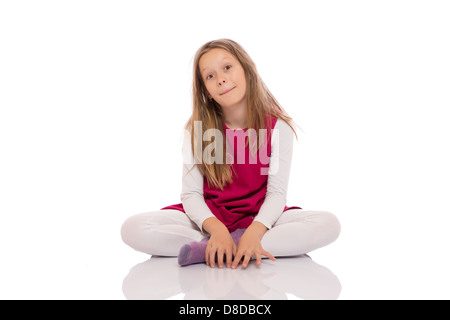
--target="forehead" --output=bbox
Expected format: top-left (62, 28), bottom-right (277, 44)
top-left (199, 48), bottom-right (237, 71)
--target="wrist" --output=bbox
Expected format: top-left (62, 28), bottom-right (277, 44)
top-left (247, 221), bottom-right (268, 239)
top-left (202, 217), bottom-right (228, 235)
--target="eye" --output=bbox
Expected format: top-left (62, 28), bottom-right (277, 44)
top-left (206, 74), bottom-right (213, 80)
top-left (225, 65), bottom-right (232, 70)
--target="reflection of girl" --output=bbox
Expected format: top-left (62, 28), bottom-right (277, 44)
top-left (121, 39), bottom-right (340, 268)
top-left (122, 256), bottom-right (341, 300)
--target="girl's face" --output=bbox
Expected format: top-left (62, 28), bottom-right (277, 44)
top-left (199, 48), bottom-right (247, 110)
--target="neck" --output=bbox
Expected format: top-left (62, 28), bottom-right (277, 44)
top-left (222, 101), bottom-right (248, 129)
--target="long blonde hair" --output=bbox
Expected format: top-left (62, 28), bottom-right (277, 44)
top-left (185, 38), bottom-right (299, 190)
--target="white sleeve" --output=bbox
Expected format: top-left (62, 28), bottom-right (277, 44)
top-left (180, 128), bottom-right (215, 232)
top-left (253, 119), bottom-right (295, 229)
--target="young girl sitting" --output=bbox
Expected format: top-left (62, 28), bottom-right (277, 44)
top-left (121, 38), bottom-right (341, 269)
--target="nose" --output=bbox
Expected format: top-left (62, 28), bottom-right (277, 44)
top-left (217, 75), bottom-right (226, 86)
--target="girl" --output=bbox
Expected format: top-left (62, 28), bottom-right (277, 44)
top-left (121, 39), bottom-right (341, 269)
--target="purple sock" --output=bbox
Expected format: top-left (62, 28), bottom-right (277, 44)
top-left (177, 228), bottom-right (246, 267)
top-left (177, 237), bottom-right (209, 266)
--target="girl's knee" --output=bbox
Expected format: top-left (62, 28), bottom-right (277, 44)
top-left (121, 211), bottom-right (177, 254)
top-left (121, 214), bottom-right (141, 248)
top-left (120, 212), bottom-right (156, 249)
top-left (316, 211), bottom-right (341, 243)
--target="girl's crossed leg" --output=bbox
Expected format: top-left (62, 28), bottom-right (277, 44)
top-left (121, 209), bottom-right (340, 262)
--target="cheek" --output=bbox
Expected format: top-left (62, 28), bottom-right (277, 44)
top-left (236, 74), bottom-right (246, 93)
top-left (239, 77), bottom-right (247, 92)
top-left (236, 69), bottom-right (247, 88)
top-left (204, 83), bottom-right (215, 97)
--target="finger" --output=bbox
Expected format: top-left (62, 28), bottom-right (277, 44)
top-left (242, 253), bottom-right (251, 269)
top-left (255, 252), bottom-right (262, 266)
top-left (232, 252), bottom-right (243, 269)
top-left (217, 249), bottom-right (224, 269)
top-left (209, 247), bottom-right (217, 268)
top-left (205, 246), bottom-right (210, 266)
top-left (263, 250), bottom-right (276, 261)
top-left (226, 248), bottom-right (233, 268)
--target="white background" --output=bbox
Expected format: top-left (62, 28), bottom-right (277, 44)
top-left (1, 0), bottom-right (449, 299)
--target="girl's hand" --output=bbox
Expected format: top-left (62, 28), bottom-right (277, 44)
top-left (231, 222), bottom-right (276, 269)
top-left (203, 217), bottom-right (237, 268)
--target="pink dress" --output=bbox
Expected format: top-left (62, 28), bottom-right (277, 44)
top-left (161, 115), bottom-right (301, 232)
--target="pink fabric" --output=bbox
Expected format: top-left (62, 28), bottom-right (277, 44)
top-left (161, 114), bottom-right (301, 232)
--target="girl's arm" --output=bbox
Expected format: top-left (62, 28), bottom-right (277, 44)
top-left (180, 128), bottom-right (216, 232)
top-left (253, 118), bottom-right (295, 229)
top-left (232, 119), bottom-right (295, 268)
top-left (180, 128), bottom-right (240, 268)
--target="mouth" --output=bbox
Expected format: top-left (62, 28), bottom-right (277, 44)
top-left (219, 87), bottom-right (236, 96)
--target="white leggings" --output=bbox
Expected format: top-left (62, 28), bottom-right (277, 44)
top-left (121, 209), bottom-right (341, 257)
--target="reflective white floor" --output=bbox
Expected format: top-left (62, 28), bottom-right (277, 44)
top-left (122, 255), bottom-right (341, 300)
top-left (2, 213), bottom-right (449, 300)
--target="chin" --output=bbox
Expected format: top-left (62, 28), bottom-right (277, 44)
top-left (220, 101), bottom-right (241, 109)
top-left (220, 97), bottom-right (246, 109)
